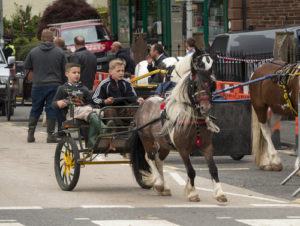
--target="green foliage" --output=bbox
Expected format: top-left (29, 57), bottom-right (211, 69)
top-left (13, 36), bottom-right (29, 46)
top-left (4, 3), bottom-right (41, 39)
top-left (98, 7), bottom-right (108, 27)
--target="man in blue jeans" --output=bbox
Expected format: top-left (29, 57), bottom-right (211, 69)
top-left (24, 29), bottom-right (66, 143)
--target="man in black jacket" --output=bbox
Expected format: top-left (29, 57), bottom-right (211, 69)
top-left (111, 41), bottom-right (135, 76)
top-left (24, 29), bottom-right (66, 143)
top-left (70, 36), bottom-right (97, 90)
top-left (147, 43), bottom-right (167, 83)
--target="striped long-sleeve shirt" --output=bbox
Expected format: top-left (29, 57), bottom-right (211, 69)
top-left (92, 76), bottom-right (137, 107)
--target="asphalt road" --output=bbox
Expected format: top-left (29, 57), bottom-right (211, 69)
top-left (1, 106), bottom-right (300, 226)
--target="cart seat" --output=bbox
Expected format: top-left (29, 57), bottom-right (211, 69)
top-left (62, 119), bottom-right (88, 129)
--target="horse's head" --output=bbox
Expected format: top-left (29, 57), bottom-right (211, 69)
top-left (188, 69), bottom-right (215, 116)
top-left (191, 48), bottom-right (213, 75)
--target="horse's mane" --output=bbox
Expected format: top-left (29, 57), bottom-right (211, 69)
top-left (161, 75), bottom-right (197, 135)
top-left (171, 54), bottom-right (193, 83)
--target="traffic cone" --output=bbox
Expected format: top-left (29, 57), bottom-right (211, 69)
top-left (272, 121), bottom-right (281, 149)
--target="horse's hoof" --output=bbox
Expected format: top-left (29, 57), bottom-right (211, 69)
top-left (260, 165), bottom-right (273, 171)
top-left (189, 195), bottom-right (200, 202)
top-left (216, 195), bottom-right (228, 203)
top-left (159, 189), bottom-right (172, 196)
top-left (271, 164), bottom-right (283, 171)
top-left (154, 185), bottom-right (164, 192)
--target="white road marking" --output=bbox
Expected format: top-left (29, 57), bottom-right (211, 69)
top-left (0, 221), bottom-right (16, 222)
top-left (74, 218), bottom-right (90, 220)
top-left (0, 206), bottom-right (42, 210)
top-left (216, 217), bottom-right (232, 219)
top-left (91, 220), bottom-right (179, 226)
top-left (287, 216), bottom-right (300, 219)
top-left (0, 224), bottom-right (24, 226)
top-left (81, 205), bottom-right (134, 208)
top-left (251, 204), bottom-right (300, 207)
top-left (168, 171), bottom-right (286, 204)
top-left (235, 219), bottom-right (300, 226)
top-left (169, 172), bottom-right (186, 186)
top-left (164, 204), bottom-right (220, 208)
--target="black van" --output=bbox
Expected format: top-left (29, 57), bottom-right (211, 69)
top-left (210, 26), bottom-right (300, 81)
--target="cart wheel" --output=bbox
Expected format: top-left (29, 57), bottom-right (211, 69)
top-left (5, 81), bottom-right (11, 121)
top-left (54, 136), bottom-right (80, 191)
top-left (230, 154), bottom-right (244, 161)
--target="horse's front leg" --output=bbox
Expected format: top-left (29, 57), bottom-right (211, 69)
top-left (202, 144), bottom-right (227, 203)
top-left (155, 148), bottom-right (171, 196)
top-left (179, 149), bottom-right (200, 202)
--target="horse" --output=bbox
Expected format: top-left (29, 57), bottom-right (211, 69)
top-left (130, 50), bottom-right (227, 202)
top-left (249, 60), bottom-right (299, 171)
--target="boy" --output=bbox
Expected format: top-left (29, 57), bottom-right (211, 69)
top-left (52, 63), bottom-right (106, 148)
top-left (92, 58), bottom-right (144, 132)
top-left (93, 58), bottom-right (144, 107)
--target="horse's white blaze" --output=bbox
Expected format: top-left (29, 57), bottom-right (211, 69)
top-left (250, 72), bottom-right (255, 79)
top-left (212, 180), bottom-right (224, 199)
top-left (202, 56), bottom-right (213, 71)
top-left (184, 179), bottom-right (198, 199)
top-left (260, 122), bottom-right (281, 165)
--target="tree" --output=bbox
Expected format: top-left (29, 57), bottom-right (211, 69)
top-left (38, 0), bottom-right (101, 38)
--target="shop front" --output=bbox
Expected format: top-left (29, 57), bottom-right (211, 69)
top-left (109, 0), bottom-right (228, 56)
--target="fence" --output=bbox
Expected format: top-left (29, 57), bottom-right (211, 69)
top-left (212, 51), bottom-right (274, 82)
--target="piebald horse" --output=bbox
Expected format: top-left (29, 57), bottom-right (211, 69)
top-left (130, 50), bottom-right (227, 202)
top-left (250, 60), bottom-right (299, 171)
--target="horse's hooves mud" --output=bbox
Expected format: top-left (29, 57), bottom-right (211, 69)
top-left (260, 164), bottom-right (282, 171)
top-left (216, 195), bottom-right (228, 203)
top-left (158, 189), bottom-right (172, 196)
top-left (189, 195), bottom-right (200, 202)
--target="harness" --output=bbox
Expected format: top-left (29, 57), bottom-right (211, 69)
top-left (276, 63), bottom-right (300, 115)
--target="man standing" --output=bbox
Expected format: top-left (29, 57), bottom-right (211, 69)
top-left (147, 43), bottom-right (167, 83)
top-left (2, 36), bottom-right (15, 60)
top-left (111, 41), bottom-right (135, 76)
top-left (70, 36), bottom-right (97, 90)
top-left (24, 29), bottom-right (66, 143)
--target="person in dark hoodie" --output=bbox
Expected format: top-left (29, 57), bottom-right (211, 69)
top-left (69, 36), bottom-right (97, 90)
top-left (52, 63), bottom-right (107, 148)
top-left (111, 41), bottom-right (135, 77)
top-left (24, 29), bottom-right (66, 143)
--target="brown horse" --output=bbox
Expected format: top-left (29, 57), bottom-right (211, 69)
top-left (130, 56), bottom-right (227, 202)
top-left (249, 60), bottom-right (299, 171)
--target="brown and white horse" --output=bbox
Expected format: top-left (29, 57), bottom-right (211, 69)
top-left (130, 51), bottom-right (227, 202)
top-left (250, 60), bottom-right (299, 171)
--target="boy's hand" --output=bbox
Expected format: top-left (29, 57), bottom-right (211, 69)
top-left (137, 97), bottom-right (144, 105)
top-left (104, 97), bottom-right (114, 105)
top-left (57, 100), bottom-right (68, 109)
top-left (147, 55), bottom-right (152, 64)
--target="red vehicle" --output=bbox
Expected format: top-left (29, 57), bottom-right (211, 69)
top-left (48, 19), bottom-right (113, 58)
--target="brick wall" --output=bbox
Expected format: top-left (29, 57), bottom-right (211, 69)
top-left (246, 0), bottom-right (300, 30)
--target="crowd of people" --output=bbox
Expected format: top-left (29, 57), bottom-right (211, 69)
top-left (8, 29), bottom-right (196, 145)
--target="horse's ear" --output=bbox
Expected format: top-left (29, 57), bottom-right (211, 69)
top-left (194, 47), bottom-right (206, 56)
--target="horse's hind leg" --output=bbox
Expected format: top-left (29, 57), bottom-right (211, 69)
top-left (178, 149), bottom-right (200, 202)
top-left (155, 148), bottom-right (171, 196)
top-left (260, 112), bottom-right (282, 171)
top-left (202, 144), bottom-right (227, 203)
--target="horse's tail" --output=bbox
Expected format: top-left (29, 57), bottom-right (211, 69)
top-left (129, 130), bottom-right (152, 189)
top-left (251, 106), bottom-right (267, 167)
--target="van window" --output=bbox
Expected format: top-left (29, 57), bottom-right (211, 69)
top-left (61, 25), bottom-right (111, 46)
top-left (211, 36), bottom-right (228, 54)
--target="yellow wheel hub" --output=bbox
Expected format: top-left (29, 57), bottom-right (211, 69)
top-left (62, 150), bottom-right (74, 176)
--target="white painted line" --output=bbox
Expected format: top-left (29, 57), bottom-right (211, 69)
top-left (0, 206), bottom-right (43, 210)
top-left (0, 224), bottom-right (24, 226)
top-left (81, 205), bottom-right (134, 208)
top-left (91, 220), bottom-right (179, 226)
top-left (74, 218), bottom-right (90, 220)
top-left (195, 186), bottom-right (287, 204)
top-left (169, 171), bottom-right (286, 204)
top-left (287, 216), bottom-right (300, 219)
top-left (165, 204), bottom-right (220, 208)
top-left (169, 172), bottom-right (186, 186)
top-left (236, 219), bottom-right (300, 226)
top-left (0, 220), bottom-right (16, 222)
top-left (216, 217), bottom-right (232, 219)
top-left (251, 204), bottom-right (300, 207)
